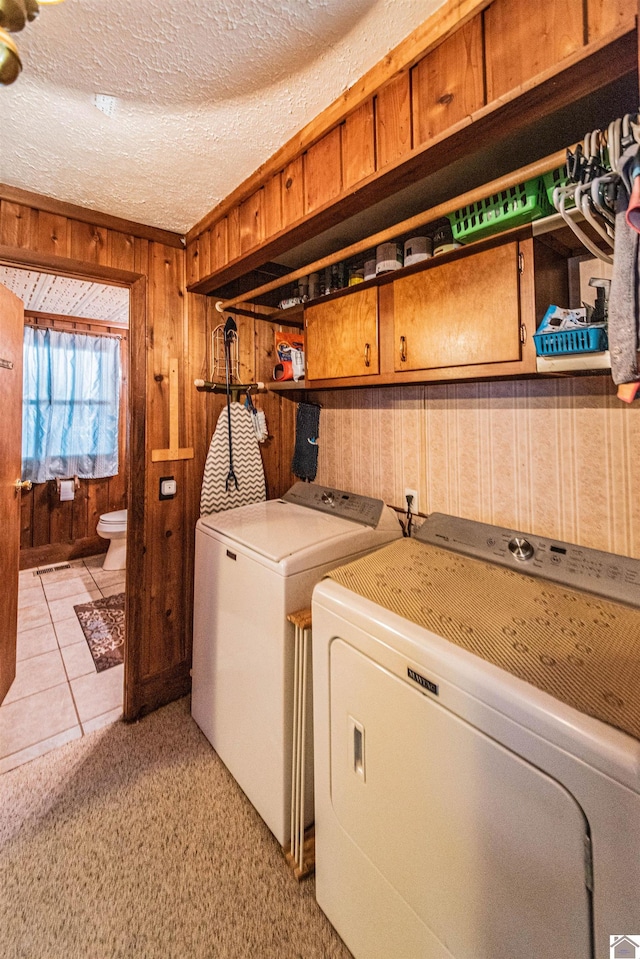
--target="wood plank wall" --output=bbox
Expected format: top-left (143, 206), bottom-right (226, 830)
top-left (0, 190), bottom-right (297, 719)
top-left (200, 301), bottom-right (298, 500)
top-left (19, 314), bottom-right (128, 569)
top-left (0, 195), bottom-right (195, 718)
top-left (185, 0), bottom-right (636, 292)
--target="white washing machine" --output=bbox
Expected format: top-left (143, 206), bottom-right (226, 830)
top-left (191, 482), bottom-right (401, 847)
top-left (312, 512), bottom-right (640, 959)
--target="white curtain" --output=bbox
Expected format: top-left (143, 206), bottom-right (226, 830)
top-left (22, 327), bottom-right (121, 484)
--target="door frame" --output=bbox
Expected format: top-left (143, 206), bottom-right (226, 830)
top-left (0, 246), bottom-right (146, 722)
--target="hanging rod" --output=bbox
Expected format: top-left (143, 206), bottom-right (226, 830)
top-left (217, 146), bottom-right (569, 311)
top-left (194, 378), bottom-right (265, 400)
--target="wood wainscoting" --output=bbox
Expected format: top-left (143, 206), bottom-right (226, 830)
top-left (19, 313), bottom-right (129, 571)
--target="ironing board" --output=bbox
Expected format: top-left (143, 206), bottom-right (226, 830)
top-left (200, 402), bottom-right (266, 515)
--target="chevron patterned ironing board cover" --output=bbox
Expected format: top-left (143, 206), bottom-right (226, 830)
top-left (200, 403), bottom-right (266, 516)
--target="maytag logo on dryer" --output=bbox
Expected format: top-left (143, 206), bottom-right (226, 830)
top-left (407, 667), bottom-right (439, 696)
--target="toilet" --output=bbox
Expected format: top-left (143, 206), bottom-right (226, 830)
top-left (96, 509), bottom-right (128, 570)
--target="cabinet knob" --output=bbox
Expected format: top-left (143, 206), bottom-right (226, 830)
top-left (15, 478), bottom-right (32, 493)
top-left (400, 335), bottom-right (407, 363)
top-left (364, 342), bottom-right (371, 368)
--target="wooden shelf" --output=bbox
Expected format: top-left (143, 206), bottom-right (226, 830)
top-left (268, 379), bottom-right (307, 392)
top-left (536, 351), bottom-right (611, 373)
top-left (268, 305), bottom-right (304, 328)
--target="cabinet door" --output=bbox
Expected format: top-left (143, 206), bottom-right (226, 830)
top-left (305, 285), bottom-right (378, 381)
top-left (393, 242), bottom-right (522, 373)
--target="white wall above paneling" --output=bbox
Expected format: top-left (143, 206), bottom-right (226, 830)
top-left (0, 267), bottom-right (129, 324)
top-left (0, 0), bottom-right (444, 233)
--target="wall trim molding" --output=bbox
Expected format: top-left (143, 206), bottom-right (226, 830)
top-left (0, 184), bottom-right (185, 249)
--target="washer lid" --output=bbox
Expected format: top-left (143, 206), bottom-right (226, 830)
top-left (198, 499), bottom-right (377, 564)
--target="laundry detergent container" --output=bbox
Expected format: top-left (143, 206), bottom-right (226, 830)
top-left (96, 509), bottom-right (127, 570)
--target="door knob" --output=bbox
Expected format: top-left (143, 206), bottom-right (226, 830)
top-left (15, 479), bottom-right (32, 492)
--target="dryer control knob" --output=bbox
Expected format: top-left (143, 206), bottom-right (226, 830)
top-left (321, 490), bottom-right (335, 506)
top-left (508, 536), bottom-right (534, 562)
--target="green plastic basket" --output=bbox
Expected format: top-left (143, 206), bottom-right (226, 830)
top-left (542, 165), bottom-right (574, 210)
top-left (452, 177), bottom-right (554, 244)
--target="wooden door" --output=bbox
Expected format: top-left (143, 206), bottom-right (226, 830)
top-left (0, 283), bottom-right (24, 705)
top-left (305, 285), bottom-right (379, 381)
top-left (393, 242), bottom-right (522, 372)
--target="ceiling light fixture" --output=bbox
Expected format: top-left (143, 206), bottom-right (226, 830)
top-left (0, 0), bottom-right (64, 86)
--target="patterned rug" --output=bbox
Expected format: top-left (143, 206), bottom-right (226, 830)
top-left (74, 593), bottom-right (125, 672)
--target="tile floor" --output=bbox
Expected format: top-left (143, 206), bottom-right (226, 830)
top-left (0, 555), bottom-right (125, 774)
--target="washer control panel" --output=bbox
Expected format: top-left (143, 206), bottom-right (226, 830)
top-left (282, 482), bottom-right (385, 527)
top-left (418, 512), bottom-right (640, 608)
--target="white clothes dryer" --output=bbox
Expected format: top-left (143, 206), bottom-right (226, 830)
top-left (312, 512), bottom-right (640, 959)
top-left (191, 482), bottom-right (401, 847)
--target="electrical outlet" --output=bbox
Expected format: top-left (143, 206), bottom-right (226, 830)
top-left (160, 476), bottom-right (177, 500)
top-left (404, 488), bottom-right (419, 513)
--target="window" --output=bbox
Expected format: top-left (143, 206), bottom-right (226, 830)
top-left (22, 326), bottom-right (121, 484)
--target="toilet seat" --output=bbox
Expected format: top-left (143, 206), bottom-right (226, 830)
top-left (99, 509), bottom-right (127, 528)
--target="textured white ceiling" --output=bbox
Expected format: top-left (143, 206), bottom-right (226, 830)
top-left (0, 267), bottom-right (129, 323)
top-left (0, 0), bottom-right (442, 234)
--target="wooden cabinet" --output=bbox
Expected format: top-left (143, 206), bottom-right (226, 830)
top-left (305, 285), bottom-right (379, 380)
top-left (393, 242), bottom-right (523, 372)
top-left (302, 233), bottom-right (562, 388)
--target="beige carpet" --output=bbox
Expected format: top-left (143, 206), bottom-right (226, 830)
top-left (0, 697), bottom-right (352, 959)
